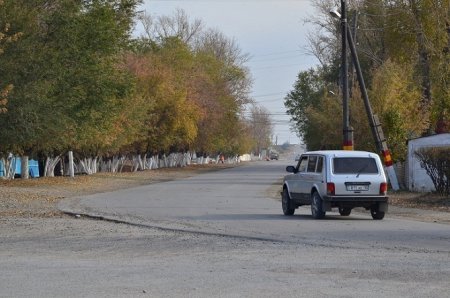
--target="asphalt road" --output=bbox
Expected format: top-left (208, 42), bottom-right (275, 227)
top-left (60, 161), bottom-right (450, 252)
top-left (1, 161), bottom-right (449, 297)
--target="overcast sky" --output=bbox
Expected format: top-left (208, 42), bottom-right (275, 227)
top-left (137, 0), bottom-right (319, 145)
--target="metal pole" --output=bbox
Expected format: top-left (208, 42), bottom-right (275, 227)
top-left (341, 0), bottom-right (353, 150)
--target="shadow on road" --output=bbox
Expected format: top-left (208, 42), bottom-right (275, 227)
top-left (184, 213), bottom-right (375, 221)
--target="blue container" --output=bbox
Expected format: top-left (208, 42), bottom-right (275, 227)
top-left (4, 158), bottom-right (40, 178)
top-left (29, 160), bottom-right (40, 178)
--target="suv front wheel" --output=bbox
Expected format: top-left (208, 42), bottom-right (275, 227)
top-left (311, 191), bottom-right (325, 219)
top-left (282, 188), bottom-right (295, 215)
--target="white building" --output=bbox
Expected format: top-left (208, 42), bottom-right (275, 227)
top-left (407, 133), bottom-right (450, 192)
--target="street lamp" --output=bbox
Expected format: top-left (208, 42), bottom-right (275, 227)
top-left (329, 8), bottom-right (341, 19)
top-left (330, 1), bottom-right (353, 151)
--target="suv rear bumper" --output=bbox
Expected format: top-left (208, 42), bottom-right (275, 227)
top-left (322, 195), bottom-right (388, 212)
top-left (323, 195), bottom-right (388, 202)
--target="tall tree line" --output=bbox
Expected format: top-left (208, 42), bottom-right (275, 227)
top-left (0, 1), bottom-right (270, 167)
top-left (286, 0), bottom-right (449, 161)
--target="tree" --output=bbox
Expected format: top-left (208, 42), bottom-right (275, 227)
top-left (290, 0), bottom-right (449, 161)
top-left (0, 8), bottom-right (20, 114)
top-left (135, 10), bottom-right (252, 155)
top-left (284, 68), bottom-right (326, 148)
top-left (139, 8), bottom-right (203, 44)
top-left (247, 104), bottom-right (272, 155)
top-left (369, 59), bottom-right (428, 160)
top-left (125, 37), bottom-right (203, 154)
top-left (359, 0), bottom-right (450, 132)
top-left (0, 0), bottom-right (141, 159)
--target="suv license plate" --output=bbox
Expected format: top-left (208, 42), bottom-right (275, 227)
top-left (347, 185), bottom-right (369, 191)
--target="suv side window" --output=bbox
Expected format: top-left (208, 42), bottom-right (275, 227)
top-left (297, 156), bottom-right (308, 173)
top-left (307, 155), bottom-right (317, 172)
top-left (316, 156), bottom-right (323, 173)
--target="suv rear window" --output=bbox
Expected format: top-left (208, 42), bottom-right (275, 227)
top-left (333, 157), bottom-right (379, 174)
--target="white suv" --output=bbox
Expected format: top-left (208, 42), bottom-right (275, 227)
top-left (281, 150), bottom-right (388, 220)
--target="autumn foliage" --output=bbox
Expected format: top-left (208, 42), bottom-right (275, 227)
top-left (285, 0), bottom-right (450, 161)
top-left (0, 1), bottom-right (260, 161)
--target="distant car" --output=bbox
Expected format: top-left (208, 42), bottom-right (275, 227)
top-left (281, 150), bottom-right (388, 220)
top-left (269, 152), bottom-right (279, 160)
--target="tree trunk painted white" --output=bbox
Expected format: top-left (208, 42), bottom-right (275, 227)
top-left (79, 157), bottom-right (98, 175)
top-left (115, 156), bottom-right (126, 173)
top-left (1, 155), bottom-right (16, 179)
top-left (68, 151), bottom-right (75, 177)
top-left (191, 151), bottom-right (197, 164)
top-left (21, 156), bottom-right (29, 179)
top-left (182, 152), bottom-right (190, 167)
top-left (159, 154), bottom-right (167, 168)
top-left (145, 156), bottom-right (153, 170)
top-left (44, 156), bottom-right (61, 177)
top-left (131, 154), bottom-right (145, 172)
top-left (99, 156), bottom-right (124, 173)
top-left (101, 157), bottom-right (109, 173)
top-left (79, 159), bottom-right (87, 174)
top-left (118, 156), bottom-right (126, 173)
top-left (142, 154), bottom-right (147, 170)
top-left (168, 153), bottom-right (177, 167)
top-left (147, 155), bottom-right (159, 170)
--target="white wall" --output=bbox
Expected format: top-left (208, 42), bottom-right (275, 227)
top-left (407, 133), bottom-right (450, 192)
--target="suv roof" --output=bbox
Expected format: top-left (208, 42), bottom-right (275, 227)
top-left (302, 150), bottom-right (379, 158)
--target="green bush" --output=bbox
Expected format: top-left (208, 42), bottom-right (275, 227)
top-left (415, 146), bottom-right (450, 196)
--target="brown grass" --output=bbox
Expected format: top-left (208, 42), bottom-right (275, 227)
top-left (389, 191), bottom-right (450, 212)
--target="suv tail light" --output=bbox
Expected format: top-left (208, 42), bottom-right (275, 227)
top-left (380, 182), bottom-right (387, 195)
top-left (327, 183), bottom-right (335, 195)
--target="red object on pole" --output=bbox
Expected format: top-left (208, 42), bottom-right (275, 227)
top-left (381, 150), bottom-right (393, 167)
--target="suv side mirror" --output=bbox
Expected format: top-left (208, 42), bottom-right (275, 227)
top-left (286, 165), bottom-right (296, 173)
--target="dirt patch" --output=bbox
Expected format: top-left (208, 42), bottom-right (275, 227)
top-left (388, 191), bottom-right (450, 212)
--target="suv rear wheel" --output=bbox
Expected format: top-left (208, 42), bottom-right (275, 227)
top-left (370, 208), bottom-right (385, 220)
top-left (282, 188), bottom-right (295, 215)
top-left (311, 191), bottom-right (325, 219)
top-left (338, 207), bottom-right (352, 216)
